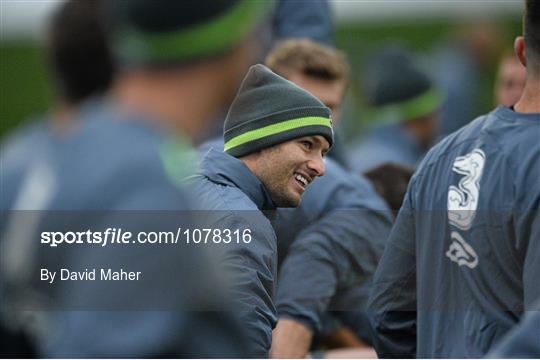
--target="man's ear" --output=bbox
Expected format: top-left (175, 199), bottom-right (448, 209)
top-left (514, 36), bottom-right (527, 67)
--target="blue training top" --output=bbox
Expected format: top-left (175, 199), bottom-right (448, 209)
top-left (368, 106), bottom-right (540, 358)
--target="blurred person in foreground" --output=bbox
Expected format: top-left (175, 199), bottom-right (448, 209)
top-left (192, 64), bottom-right (333, 357)
top-left (0, 0), bottom-right (269, 357)
top-left (495, 50), bottom-right (527, 107)
top-left (368, 0), bottom-right (540, 357)
top-left (264, 39), bottom-right (392, 358)
top-left (0, 1), bottom-right (113, 356)
top-left (348, 46), bottom-right (443, 173)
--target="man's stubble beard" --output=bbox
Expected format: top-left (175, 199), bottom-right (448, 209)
top-left (258, 158), bottom-right (299, 208)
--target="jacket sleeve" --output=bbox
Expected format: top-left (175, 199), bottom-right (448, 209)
top-left (486, 300), bottom-right (540, 358)
top-left (276, 207), bottom-right (392, 332)
top-left (367, 186), bottom-right (417, 358)
top-left (515, 160), bottom-right (540, 310)
top-left (523, 206), bottom-right (540, 309)
top-left (217, 213), bottom-right (278, 358)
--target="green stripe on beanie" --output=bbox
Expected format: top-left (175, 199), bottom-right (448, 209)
top-left (226, 125), bottom-right (332, 158)
top-left (396, 88), bottom-right (442, 120)
top-left (224, 116), bottom-right (332, 152)
top-left (112, 0), bottom-right (271, 66)
top-left (223, 64), bottom-right (334, 158)
top-left (366, 88), bottom-right (443, 125)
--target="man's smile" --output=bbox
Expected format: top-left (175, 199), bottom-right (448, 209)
top-left (293, 171), bottom-right (314, 190)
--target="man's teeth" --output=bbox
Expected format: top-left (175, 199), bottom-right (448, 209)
top-left (294, 173), bottom-right (308, 187)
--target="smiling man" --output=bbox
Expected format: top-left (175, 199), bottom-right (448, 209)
top-left (193, 64), bottom-right (332, 357)
top-left (240, 134), bottom-right (328, 207)
top-left (221, 65), bottom-right (333, 204)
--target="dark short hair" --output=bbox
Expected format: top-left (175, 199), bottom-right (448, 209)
top-left (524, 0), bottom-right (540, 68)
top-left (363, 163), bottom-right (414, 217)
top-left (47, 0), bottom-right (114, 105)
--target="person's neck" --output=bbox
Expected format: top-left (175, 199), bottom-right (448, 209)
top-left (238, 156), bottom-right (259, 180)
top-left (514, 77), bottom-right (540, 113)
top-left (48, 101), bottom-right (80, 136)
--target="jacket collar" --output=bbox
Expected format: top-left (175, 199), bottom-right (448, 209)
top-left (200, 148), bottom-right (276, 210)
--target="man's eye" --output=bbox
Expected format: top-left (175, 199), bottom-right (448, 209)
top-left (301, 140), bottom-right (312, 149)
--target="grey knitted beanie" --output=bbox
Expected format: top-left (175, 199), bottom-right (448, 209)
top-left (224, 64), bottom-right (333, 157)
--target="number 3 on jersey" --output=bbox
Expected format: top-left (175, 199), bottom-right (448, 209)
top-left (447, 148), bottom-right (486, 230)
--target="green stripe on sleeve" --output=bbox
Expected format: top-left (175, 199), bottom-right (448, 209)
top-left (224, 116), bottom-right (332, 152)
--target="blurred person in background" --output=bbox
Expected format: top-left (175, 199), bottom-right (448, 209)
top-left (272, 0), bottom-right (334, 47)
top-left (0, 1), bottom-right (113, 355)
top-left (45, 0), bottom-right (114, 124)
top-left (363, 163), bottom-right (414, 217)
top-left (368, 0), bottom-right (540, 357)
top-left (428, 22), bottom-right (504, 138)
top-left (494, 50), bottom-right (527, 107)
top-left (0, 0), bottom-right (270, 357)
top-left (265, 39), bottom-right (392, 358)
top-left (266, 39), bottom-right (347, 123)
top-left (348, 45), bottom-right (443, 173)
top-left (266, 38), bottom-right (350, 167)
top-left (0, 0), bottom-right (114, 212)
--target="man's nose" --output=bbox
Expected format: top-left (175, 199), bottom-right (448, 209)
top-left (307, 156), bottom-right (325, 177)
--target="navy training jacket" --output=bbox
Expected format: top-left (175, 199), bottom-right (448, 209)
top-left (368, 106), bottom-right (540, 358)
top-left (198, 139), bottom-right (393, 340)
top-left (190, 148), bottom-right (278, 358)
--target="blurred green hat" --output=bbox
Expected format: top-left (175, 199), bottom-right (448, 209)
top-left (108, 0), bottom-right (271, 68)
top-left (362, 45), bottom-right (442, 123)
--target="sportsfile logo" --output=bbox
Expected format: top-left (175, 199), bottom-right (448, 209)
top-left (446, 148), bottom-right (485, 269)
